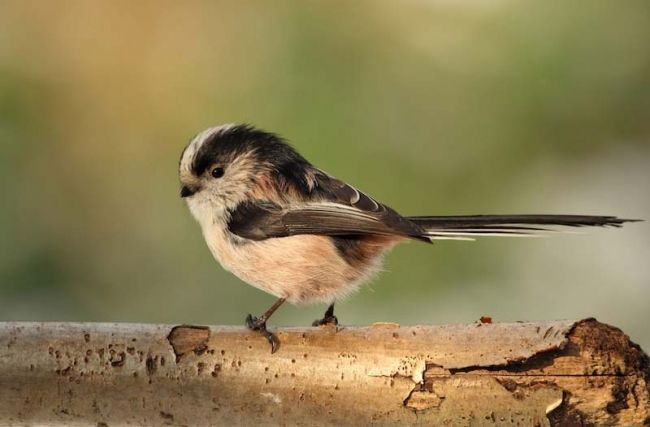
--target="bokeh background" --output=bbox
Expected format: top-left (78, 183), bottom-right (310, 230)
top-left (1, 1), bottom-right (649, 349)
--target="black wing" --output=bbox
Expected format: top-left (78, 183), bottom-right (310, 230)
top-left (227, 171), bottom-right (425, 241)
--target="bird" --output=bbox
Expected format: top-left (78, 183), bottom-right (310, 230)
top-left (178, 123), bottom-right (637, 352)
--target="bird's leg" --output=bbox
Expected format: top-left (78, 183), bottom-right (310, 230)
top-left (245, 297), bottom-right (286, 353)
top-left (312, 303), bottom-right (338, 327)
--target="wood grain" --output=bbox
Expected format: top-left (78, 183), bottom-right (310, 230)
top-left (0, 319), bottom-right (647, 426)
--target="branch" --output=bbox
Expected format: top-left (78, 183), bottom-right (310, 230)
top-left (0, 319), bottom-right (648, 425)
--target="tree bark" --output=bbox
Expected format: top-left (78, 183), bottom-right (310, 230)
top-left (0, 319), bottom-right (648, 426)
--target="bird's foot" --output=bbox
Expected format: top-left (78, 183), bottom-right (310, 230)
top-left (245, 314), bottom-right (280, 353)
top-left (312, 314), bottom-right (338, 327)
top-left (312, 303), bottom-right (338, 327)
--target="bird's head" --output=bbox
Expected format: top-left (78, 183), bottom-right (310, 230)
top-left (179, 123), bottom-right (313, 222)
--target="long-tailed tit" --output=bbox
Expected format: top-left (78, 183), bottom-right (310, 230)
top-left (179, 124), bottom-right (636, 352)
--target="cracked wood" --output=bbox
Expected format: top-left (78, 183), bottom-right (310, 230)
top-left (0, 319), bottom-right (648, 426)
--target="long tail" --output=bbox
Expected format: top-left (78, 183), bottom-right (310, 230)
top-left (407, 215), bottom-right (640, 241)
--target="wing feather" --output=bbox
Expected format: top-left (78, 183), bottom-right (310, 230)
top-left (227, 170), bottom-right (425, 241)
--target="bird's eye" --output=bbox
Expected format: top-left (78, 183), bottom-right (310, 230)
top-left (211, 167), bottom-right (225, 178)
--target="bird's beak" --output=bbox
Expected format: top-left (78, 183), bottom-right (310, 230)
top-left (180, 185), bottom-right (197, 198)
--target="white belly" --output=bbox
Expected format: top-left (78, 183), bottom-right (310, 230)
top-left (203, 226), bottom-right (385, 304)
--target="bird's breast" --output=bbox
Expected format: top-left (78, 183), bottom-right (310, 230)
top-left (202, 228), bottom-right (398, 304)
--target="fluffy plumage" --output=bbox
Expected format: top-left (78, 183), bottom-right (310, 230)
top-left (178, 123), bottom-right (637, 334)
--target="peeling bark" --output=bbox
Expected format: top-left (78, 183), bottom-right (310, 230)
top-left (0, 319), bottom-right (647, 426)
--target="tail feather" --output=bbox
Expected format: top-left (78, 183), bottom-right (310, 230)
top-left (407, 215), bottom-right (640, 241)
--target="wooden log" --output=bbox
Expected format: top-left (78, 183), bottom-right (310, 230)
top-left (0, 319), bottom-right (648, 426)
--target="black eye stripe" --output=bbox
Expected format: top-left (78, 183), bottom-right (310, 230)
top-left (211, 167), bottom-right (225, 178)
top-left (190, 124), bottom-right (304, 177)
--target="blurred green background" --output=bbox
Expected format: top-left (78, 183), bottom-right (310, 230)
top-left (1, 1), bottom-right (648, 349)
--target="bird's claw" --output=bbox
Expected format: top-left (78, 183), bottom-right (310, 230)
top-left (245, 314), bottom-right (262, 329)
top-left (312, 315), bottom-right (338, 327)
top-left (245, 314), bottom-right (280, 353)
